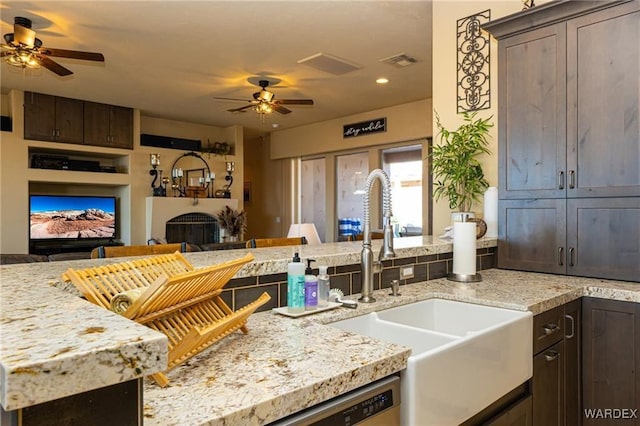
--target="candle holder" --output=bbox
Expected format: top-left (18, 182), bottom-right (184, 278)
top-left (149, 153), bottom-right (167, 197)
top-left (222, 161), bottom-right (234, 199)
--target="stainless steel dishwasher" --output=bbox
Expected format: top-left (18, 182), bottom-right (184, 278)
top-left (271, 375), bottom-right (401, 426)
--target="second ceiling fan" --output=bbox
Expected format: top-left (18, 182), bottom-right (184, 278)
top-left (215, 79), bottom-right (313, 115)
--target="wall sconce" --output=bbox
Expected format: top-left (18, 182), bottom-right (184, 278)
top-left (149, 153), bottom-right (166, 197)
top-left (221, 161), bottom-right (234, 199)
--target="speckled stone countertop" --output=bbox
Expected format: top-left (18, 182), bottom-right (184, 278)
top-left (2, 236), bottom-right (639, 424)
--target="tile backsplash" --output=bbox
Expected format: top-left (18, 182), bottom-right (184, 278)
top-left (225, 247), bottom-right (497, 312)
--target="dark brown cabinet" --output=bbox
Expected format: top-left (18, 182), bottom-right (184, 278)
top-left (531, 301), bottom-right (581, 426)
top-left (24, 92), bottom-right (84, 144)
top-left (23, 92), bottom-right (133, 150)
top-left (582, 297), bottom-right (640, 426)
top-left (487, 396), bottom-right (533, 426)
top-left (487, 1), bottom-right (640, 282)
top-left (84, 101), bottom-right (133, 149)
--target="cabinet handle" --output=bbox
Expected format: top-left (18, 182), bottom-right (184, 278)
top-left (544, 350), bottom-right (560, 362)
top-left (569, 247), bottom-right (575, 267)
top-left (558, 247), bottom-right (564, 266)
top-left (565, 314), bottom-right (575, 339)
top-left (558, 171), bottom-right (565, 190)
top-left (542, 323), bottom-right (559, 335)
top-left (569, 170), bottom-right (575, 189)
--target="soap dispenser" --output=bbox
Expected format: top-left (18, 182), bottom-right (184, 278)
top-left (304, 259), bottom-right (318, 310)
top-left (287, 252), bottom-right (305, 314)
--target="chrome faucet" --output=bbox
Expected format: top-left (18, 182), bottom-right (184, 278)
top-left (360, 169), bottom-right (395, 303)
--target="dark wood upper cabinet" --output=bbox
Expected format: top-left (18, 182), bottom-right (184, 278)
top-left (24, 92), bottom-right (132, 149)
top-left (498, 23), bottom-right (566, 200)
top-left (488, 1), bottom-right (640, 281)
top-left (84, 102), bottom-right (133, 149)
top-left (582, 297), bottom-right (640, 426)
top-left (566, 2), bottom-right (640, 198)
top-left (24, 92), bottom-right (84, 144)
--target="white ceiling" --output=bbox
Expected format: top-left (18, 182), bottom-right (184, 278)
top-left (0, 1), bottom-right (432, 139)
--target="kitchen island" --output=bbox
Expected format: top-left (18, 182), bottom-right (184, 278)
top-left (2, 237), bottom-right (639, 425)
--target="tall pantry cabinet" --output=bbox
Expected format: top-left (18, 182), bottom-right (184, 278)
top-left (485, 0), bottom-right (640, 282)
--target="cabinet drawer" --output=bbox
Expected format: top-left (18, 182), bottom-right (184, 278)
top-left (533, 305), bottom-right (564, 355)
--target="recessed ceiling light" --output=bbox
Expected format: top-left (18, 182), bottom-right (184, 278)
top-left (272, 123), bottom-right (280, 128)
top-left (376, 77), bottom-right (389, 84)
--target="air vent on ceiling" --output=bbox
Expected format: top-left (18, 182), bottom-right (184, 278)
top-left (297, 52), bottom-right (361, 75)
top-left (380, 53), bottom-right (418, 68)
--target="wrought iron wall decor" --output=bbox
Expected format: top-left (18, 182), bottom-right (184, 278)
top-left (457, 10), bottom-right (491, 113)
top-left (521, 0), bottom-right (535, 10)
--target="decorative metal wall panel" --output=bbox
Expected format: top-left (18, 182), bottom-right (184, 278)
top-left (457, 10), bottom-right (491, 112)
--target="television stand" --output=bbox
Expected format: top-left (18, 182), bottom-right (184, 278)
top-left (30, 240), bottom-right (124, 256)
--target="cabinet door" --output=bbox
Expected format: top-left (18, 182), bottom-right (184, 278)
top-left (533, 340), bottom-right (565, 426)
top-left (564, 299), bottom-right (581, 426)
top-left (84, 101), bottom-right (111, 146)
top-left (498, 23), bottom-right (566, 199)
top-left (488, 395), bottom-right (533, 426)
top-left (582, 297), bottom-right (640, 426)
top-left (498, 199), bottom-right (566, 274)
top-left (109, 106), bottom-right (133, 149)
top-left (54, 96), bottom-right (84, 144)
top-left (567, 198), bottom-right (640, 282)
top-left (567, 2), bottom-right (640, 198)
top-left (24, 92), bottom-right (56, 141)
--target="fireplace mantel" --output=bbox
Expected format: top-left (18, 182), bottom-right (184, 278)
top-left (145, 197), bottom-right (238, 241)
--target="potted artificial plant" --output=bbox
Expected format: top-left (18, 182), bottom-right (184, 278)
top-left (431, 111), bottom-right (493, 220)
top-left (216, 206), bottom-right (247, 241)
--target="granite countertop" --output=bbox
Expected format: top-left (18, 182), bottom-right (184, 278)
top-left (2, 236), bottom-right (639, 424)
top-left (142, 268), bottom-right (640, 426)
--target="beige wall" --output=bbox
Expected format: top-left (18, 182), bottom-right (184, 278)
top-left (431, 0), bottom-right (551, 235)
top-left (0, 90), bottom-right (243, 253)
top-left (267, 99), bottom-right (433, 239)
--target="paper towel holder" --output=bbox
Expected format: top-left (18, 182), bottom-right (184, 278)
top-left (448, 214), bottom-right (483, 283)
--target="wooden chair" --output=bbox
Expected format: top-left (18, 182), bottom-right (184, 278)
top-left (245, 236), bottom-right (307, 248)
top-left (350, 231), bottom-right (384, 241)
top-left (90, 242), bottom-right (189, 259)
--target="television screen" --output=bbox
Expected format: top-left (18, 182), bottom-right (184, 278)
top-left (29, 195), bottom-right (116, 240)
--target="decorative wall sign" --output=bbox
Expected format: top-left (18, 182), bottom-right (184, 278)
top-left (343, 118), bottom-right (386, 138)
top-left (457, 10), bottom-right (491, 112)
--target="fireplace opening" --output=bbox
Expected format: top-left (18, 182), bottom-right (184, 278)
top-left (165, 213), bottom-right (219, 245)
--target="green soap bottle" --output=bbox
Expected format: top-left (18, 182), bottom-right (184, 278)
top-left (287, 252), bottom-right (305, 314)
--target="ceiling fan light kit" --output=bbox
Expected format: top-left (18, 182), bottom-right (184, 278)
top-left (214, 78), bottom-right (314, 117)
top-left (1, 16), bottom-right (105, 76)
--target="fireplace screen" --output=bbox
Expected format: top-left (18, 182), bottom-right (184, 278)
top-left (165, 213), bottom-right (219, 245)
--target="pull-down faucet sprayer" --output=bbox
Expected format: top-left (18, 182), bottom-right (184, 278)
top-left (360, 169), bottom-right (395, 303)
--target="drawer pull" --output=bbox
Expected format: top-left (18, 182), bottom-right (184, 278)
top-left (542, 323), bottom-right (559, 335)
top-left (544, 350), bottom-right (560, 362)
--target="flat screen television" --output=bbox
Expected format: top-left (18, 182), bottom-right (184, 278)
top-left (29, 195), bottom-right (117, 240)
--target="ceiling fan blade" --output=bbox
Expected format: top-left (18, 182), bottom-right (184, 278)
top-left (14, 23), bottom-right (36, 47)
top-left (1, 43), bottom-right (17, 51)
top-left (273, 104), bottom-right (292, 115)
top-left (276, 99), bottom-right (314, 105)
top-left (41, 48), bottom-right (104, 62)
top-left (213, 96), bottom-right (254, 102)
top-left (39, 55), bottom-right (73, 76)
top-left (227, 104), bottom-right (255, 113)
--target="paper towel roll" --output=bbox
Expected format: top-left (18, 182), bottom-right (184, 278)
top-left (453, 221), bottom-right (477, 276)
top-left (484, 187), bottom-right (498, 238)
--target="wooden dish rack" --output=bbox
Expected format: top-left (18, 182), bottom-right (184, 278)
top-left (63, 252), bottom-right (270, 387)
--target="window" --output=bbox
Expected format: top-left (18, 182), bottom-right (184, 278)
top-left (382, 145), bottom-right (423, 236)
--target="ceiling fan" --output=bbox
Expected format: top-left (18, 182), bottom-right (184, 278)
top-left (214, 79), bottom-right (314, 115)
top-left (1, 16), bottom-right (104, 76)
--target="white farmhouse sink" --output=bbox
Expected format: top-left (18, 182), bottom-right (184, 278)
top-left (331, 298), bottom-right (532, 425)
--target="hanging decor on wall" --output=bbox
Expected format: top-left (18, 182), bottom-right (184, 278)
top-left (457, 10), bottom-right (491, 113)
top-left (343, 118), bottom-right (386, 139)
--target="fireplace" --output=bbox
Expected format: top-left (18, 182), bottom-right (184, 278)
top-left (166, 213), bottom-right (219, 245)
